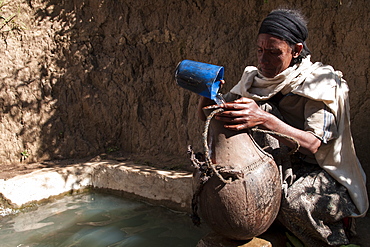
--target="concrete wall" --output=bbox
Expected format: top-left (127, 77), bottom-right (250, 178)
top-left (0, 161), bottom-right (193, 213)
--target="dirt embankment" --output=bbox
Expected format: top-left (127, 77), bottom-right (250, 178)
top-left (1, 0), bottom-right (369, 195)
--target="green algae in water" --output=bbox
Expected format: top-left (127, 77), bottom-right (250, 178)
top-left (0, 192), bottom-right (209, 247)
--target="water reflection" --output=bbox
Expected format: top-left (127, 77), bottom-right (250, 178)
top-left (0, 192), bottom-right (208, 246)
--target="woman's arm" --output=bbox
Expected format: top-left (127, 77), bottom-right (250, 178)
top-left (215, 97), bottom-right (321, 155)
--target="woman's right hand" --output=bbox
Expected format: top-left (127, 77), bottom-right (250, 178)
top-left (215, 97), bottom-right (268, 130)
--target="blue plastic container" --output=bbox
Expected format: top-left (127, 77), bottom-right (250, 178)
top-left (175, 60), bottom-right (224, 100)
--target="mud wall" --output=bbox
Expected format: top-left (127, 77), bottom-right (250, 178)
top-left (1, 0), bottom-right (369, 181)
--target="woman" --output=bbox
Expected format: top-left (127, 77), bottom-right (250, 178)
top-left (198, 9), bottom-right (368, 246)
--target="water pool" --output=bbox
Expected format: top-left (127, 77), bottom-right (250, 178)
top-left (0, 192), bottom-right (209, 247)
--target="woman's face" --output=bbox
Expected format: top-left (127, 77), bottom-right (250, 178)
top-left (257, 33), bottom-right (294, 78)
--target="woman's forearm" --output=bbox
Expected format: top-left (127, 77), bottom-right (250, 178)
top-left (261, 112), bottom-right (321, 155)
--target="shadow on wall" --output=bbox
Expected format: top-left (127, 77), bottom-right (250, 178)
top-left (32, 0), bottom-right (147, 160)
top-left (29, 0), bottom-right (199, 164)
top-left (2, 0), bottom-right (369, 183)
top-left (21, 0), bottom-right (257, 166)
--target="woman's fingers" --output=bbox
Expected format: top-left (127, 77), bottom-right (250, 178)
top-left (215, 115), bottom-right (245, 123)
top-left (224, 123), bottom-right (249, 130)
top-left (233, 97), bottom-right (253, 103)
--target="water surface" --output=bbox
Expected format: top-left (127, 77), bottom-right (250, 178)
top-left (0, 192), bottom-right (208, 247)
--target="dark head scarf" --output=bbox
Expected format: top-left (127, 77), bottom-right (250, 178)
top-left (259, 9), bottom-right (310, 63)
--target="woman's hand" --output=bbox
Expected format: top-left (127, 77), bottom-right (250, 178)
top-left (215, 97), bottom-right (321, 155)
top-left (215, 97), bottom-right (268, 130)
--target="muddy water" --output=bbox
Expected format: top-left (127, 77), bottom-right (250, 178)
top-left (0, 192), bottom-right (209, 246)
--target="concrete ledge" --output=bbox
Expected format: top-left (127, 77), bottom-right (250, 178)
top-left (0, 160), bottom-right (193, 212)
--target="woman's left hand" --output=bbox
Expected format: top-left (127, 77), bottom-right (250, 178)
top-left (215, 97), bottom-right (268, 130)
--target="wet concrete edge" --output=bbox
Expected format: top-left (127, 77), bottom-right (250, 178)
top-left (0, 160), bottom-right (193, 213)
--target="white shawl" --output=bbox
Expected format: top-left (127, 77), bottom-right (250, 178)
top-left (230, 56), bottom-right (369, 216)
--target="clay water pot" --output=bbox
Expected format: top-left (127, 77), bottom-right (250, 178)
top-left (197, 105), bottom-right (282, 240)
